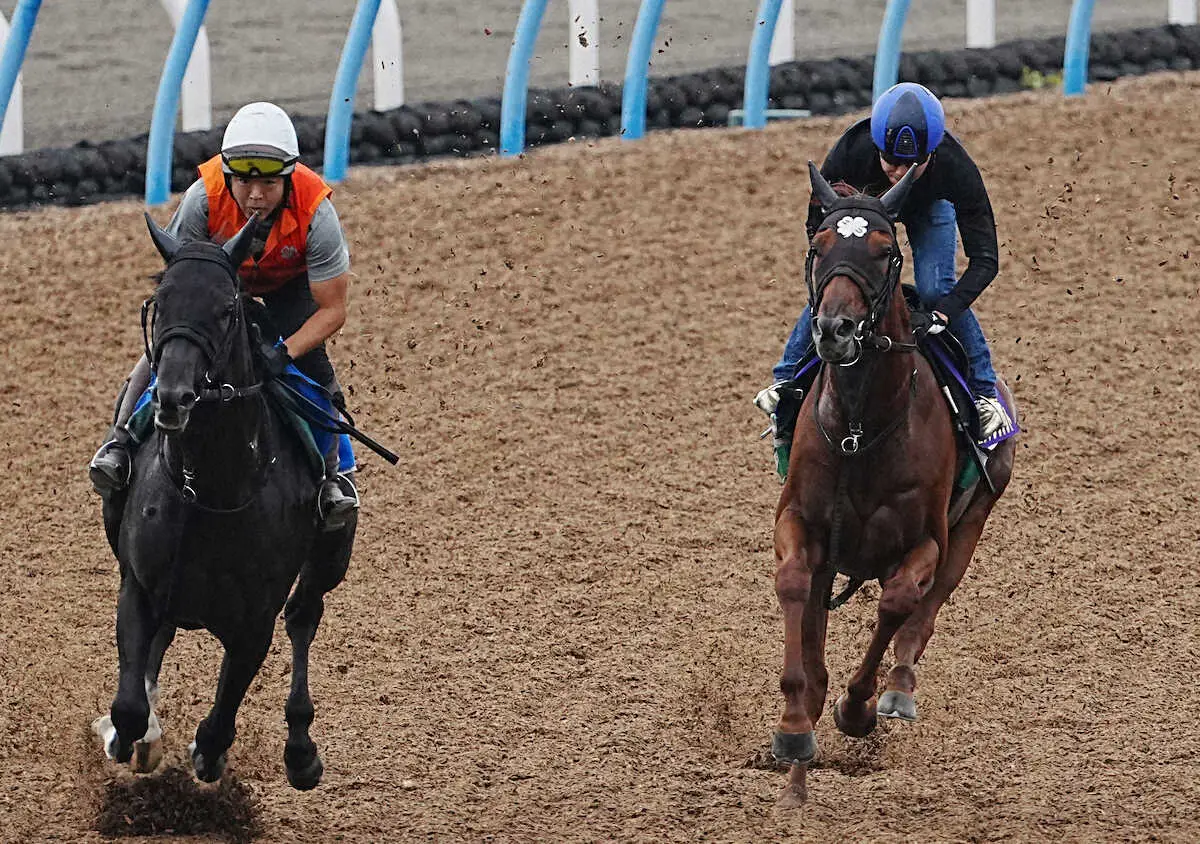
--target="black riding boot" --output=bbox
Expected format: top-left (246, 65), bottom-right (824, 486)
top-left (89, 364), bottom-right (148, 497)
top-left (317, 442), bottom-right (358, 532)
top-left (89, 428), bottom-right (134, 496)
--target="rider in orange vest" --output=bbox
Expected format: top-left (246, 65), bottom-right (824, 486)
top-left (89, 102), bottom-right (357, 530)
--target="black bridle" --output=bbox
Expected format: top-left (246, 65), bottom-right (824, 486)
top-left (804, 204), bottom-right (917, 367)
top-left (142, 246), bottom-right (262, 404)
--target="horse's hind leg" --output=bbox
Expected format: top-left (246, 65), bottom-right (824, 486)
top-left (279, 524), bottom-right (355, 790)
top-left (190, 625), bottom-right (273, 783)
top-left (102, 576), bottom-right (157, 766)
top-left (282, 570), bottom-right (327, 790)
top-left (835, 538), bottom-right (939, 737)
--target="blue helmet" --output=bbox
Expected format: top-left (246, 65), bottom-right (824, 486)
top-left (870, 83), bottom-right (945, 162)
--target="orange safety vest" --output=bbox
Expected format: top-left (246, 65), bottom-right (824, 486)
top-left (197, 155), bottom-right (333, 295)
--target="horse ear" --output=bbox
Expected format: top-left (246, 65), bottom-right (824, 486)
top-left (144, 212), bottom-right (180, 263)
top-left (808, 161), bottom-right (840, 214)
top-left (879, 163), bottom-right (919, 219)
top-left (222, 213), bottom-right (259, 267)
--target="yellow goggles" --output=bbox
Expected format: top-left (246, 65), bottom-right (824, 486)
top-left (223, 155), bottom-right (292, 177)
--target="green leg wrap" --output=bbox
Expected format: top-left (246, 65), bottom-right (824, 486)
top-left (774, 441), bottom-right (791, 480)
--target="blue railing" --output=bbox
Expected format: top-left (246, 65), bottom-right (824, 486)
top-left (743, 0), bottom-right (786, 129)
top-left (324, 0), bottom-right (384, 182)
top-left (1063, 0), bottom-right (1097, 96)
top-left (0, 0), bottom-right (43, 148)
top-left (873, 0), bottom-right (912, 101)
top-left (620, 0), bottom-right (667, 141)
top-left (500, 0), bottom-right (551, 158)
top-left (145, 0), bottom-right (210, 206)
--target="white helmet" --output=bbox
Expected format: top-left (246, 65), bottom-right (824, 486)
top-left (221, 101), bottom-right (300, 176)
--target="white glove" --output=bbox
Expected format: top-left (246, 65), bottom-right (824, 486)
top-left (754, 382), bottom-right (785, 415)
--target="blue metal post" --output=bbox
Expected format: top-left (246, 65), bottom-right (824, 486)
top-left (146, 0), bottom-right (210, 206)
top-left (743, 0), bottom-right (784, 130)
top-left (0, 0), bottom-right (42, 144)
top-left (500, 0), bottom-right (551, 158)
top-left (620, 0), bottom-right (667, 140)
top-left (1063, 0), bottom-right (1096, 96)
top-left (872, 0), bottom-right (911, 102)
top-left (324, 0), bottom-right (384, 183)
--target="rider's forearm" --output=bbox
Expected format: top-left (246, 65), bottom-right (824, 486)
top-left (283, 301), bottom-right (345, 360)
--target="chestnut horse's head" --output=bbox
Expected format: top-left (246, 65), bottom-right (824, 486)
top-left (805, 162), bottom-right (916, 365)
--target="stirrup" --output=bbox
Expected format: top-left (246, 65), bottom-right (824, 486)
top-left (89, 439), bottom-right (131, 495)
top-left (317, 473), bottom-right (359, 532)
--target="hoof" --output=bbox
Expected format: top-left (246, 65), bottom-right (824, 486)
top-left (131, 738), bottom-right (164, 774)
top-left (878, 690), bottom-right (918, 721)
top-left (771, 730), bottom-right (817, 765)
top-left (833, 693), bottom-right (877, 738)
top-left (286, 753), bottom-right (324, 791)
top-left (190, 741), bottom-right (227, 783)
top-left (93, 715), bottom-right (134, 764)
top-left (776, 782), bottom-right (808, 808)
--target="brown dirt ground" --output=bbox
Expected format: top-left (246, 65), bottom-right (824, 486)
top-left (2, 71), bottom-right (1200, 842)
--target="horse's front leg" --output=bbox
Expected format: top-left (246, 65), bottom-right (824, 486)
top-left (772, 512), bottom-right (823, 806)
top-left (99, 575), bottom-right (157, 766)
top-left (191, 623), bottom-right (273, 783)
top-left (835, 537), bottom-right (939, 737)
top-left (126, 624), bottom-right (176, 773)
top-left (282, 571), bottom-right (327, 791)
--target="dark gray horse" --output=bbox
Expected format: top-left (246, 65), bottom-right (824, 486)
top-left (94, 215), bottom-right (355, 789)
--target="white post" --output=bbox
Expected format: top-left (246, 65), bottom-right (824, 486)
top-left (567, 0), bottom-right (600, 86)
top-left (966, 0), bottom-right (996, 49)
top-left (0, 13), bottom-right (22, 155)
top-left (159, 0), bottom-right (211, 131)
top-left (1169, 0), bottom-right (1197, 25)
top-left (768, 0), bottom-right (795, 66)
top-left (372, 0), bottom-right (404, 109)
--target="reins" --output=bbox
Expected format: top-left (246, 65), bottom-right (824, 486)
top-left (805, 201), bottom-right (922, 609)
top-left (144, 247), bottom-right (271, 511)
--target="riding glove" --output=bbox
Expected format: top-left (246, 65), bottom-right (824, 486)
top-left (910, 310), bottom-right (948, 338)
top-left (257, 340), bottom-right (293, 380)
top-left (754, 382), bottom-right (787, 415)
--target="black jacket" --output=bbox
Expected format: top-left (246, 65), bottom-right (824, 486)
top-left (805, 118), bottom-right (1000, 320)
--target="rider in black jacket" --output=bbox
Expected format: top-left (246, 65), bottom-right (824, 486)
top-left (757, 82), bottom-right (1014, 456)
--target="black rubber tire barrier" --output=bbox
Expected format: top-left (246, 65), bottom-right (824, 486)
top-left (2, 23), bottom-right (1197, 209)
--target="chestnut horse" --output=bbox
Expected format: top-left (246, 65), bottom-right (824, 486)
top-left (770, 163), bottom-right (1016, 806)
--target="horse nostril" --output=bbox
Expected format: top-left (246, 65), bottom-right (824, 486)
top-left (834, 318), bottom-right (856, 339)
top-left (179, 390), bottom-right (197, 409)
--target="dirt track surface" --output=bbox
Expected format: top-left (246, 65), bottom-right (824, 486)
top-left (2, 72), bottom-right (1200, 841)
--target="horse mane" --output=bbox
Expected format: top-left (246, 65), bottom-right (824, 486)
top-left (830, 181), bottom-right (868, 199)
top-left (808, 180), bottom-right (881, 212)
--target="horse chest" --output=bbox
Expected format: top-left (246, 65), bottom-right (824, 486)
top-left (801, 484), bottom-right (928, 576)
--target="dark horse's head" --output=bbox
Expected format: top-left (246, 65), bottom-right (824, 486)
top-left (805, 162), bottom-right (917, 365)
top-left (143, 214), bottom-right (257, 433)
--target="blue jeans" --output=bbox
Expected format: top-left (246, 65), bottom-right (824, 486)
top-left (773, 200), bottom-right (998, 398)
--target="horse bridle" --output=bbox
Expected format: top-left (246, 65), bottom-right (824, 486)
top-left (142, 248), bottom-right (263, 404)
top-left (804, 208), bottom-right (917, 367)
top-left (803, 202), bottom-right (924, 459)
